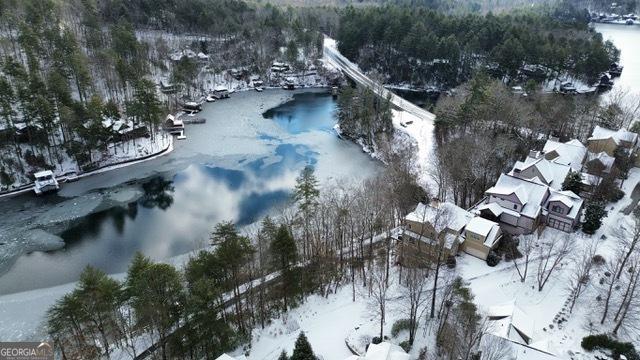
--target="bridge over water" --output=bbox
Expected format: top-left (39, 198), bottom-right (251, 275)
top-left (323, 37), bottom-right (436, 124)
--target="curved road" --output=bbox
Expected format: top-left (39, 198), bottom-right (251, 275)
top-left (323, 37), bottom-right (436, 124)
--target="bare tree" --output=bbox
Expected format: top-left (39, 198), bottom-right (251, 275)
top-left (535, 234), bottom-right (574, 291)
top-left (513, 234), bottom-right (537, 283)
top-left (368, 255), bottom-right (394, 339)
top-left (399, 267), bottom-right (430, 345)
top-left (599, 251), bottom-right (625, 324)
top-left (479, 334), bottom-right (515, 360)
top-left (567, 237), bottom-right (600, 313)
top-left (612, 255), bottom-right (640, 335)
top-left (429, 205), bottom-right (453, 319)
top-left (611, 210), bottom-right (640, 280)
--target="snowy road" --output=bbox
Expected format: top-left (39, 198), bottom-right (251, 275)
top-left (323, 37), bottom-right (438, 190)
top-left (322, 37), bottom-right (436, 124)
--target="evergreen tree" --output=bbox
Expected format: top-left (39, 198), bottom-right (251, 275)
top-left (294, 166), bottom-right (319, 259)
top-left (128, 262), bottom-right (184, 360)
top-left (278, 350), bottom-right (289, 360)
top-left (562, 171), bottom-right (583, 194)
top-left (583, 201), bottom-right (607, 235)
top-left (126, 79), bottom-right (163, 137)
top-left (291, 332), bottom-right (316, 360)
top-left (270, 224), bottom-right (298, 311)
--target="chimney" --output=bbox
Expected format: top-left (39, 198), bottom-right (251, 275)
top-left (529, 150), bottom-right (541, 159)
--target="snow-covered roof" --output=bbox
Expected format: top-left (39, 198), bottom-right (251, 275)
top-left (586, 151), bottom-right (615, 172)
top-left (361, 342), bottom-right (409, 360)
top-left (477, 202), bottom-right (521, 218)
top-left (197, 52), bottom-right (209, 60)
top-left (486, 183), bottom-right (528, 205)
top-left (215, 354), bottom-right (237, 360)
top-left (581, 172), bottom-right (601, 185)
top-left (546, 190), bottom-right (583, 220)
top-left (34, 170), bottom-right (54, 178)
top-left (511, 156), bottom-right (571, 190)
top-left (480, 334), bottom-right (559, 360)
top-left (465, 217), bottom-right (501, 247)
top-left (488, 301), bottom-right (535, 345)
top-left (589, 125), bottom-right (638, 145)
top-left (542, 139), bottom-right (587, 171)
top-left (214, 85), bottom-right (229, 92)
top-left (405, 202), bottom-right (473, 233)
top-left (486, 174), bottom-right (549, 218)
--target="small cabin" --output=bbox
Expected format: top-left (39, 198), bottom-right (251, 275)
top-left (165, 114), bottom-right (184, 134)
top-left (213, 86), bottom-right (230, 99)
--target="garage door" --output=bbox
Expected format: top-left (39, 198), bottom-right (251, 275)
top-left (464, 246), bottom-right (488, 260)
top-left (548, 217), bottom-right (571, 232)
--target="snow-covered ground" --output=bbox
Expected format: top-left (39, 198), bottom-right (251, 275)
top-left (4, 166), bottom-right (639, 357)
top-left (242, 168), bottom-right (640, 360)
top-left (0, 131), bottom-right (173, 195)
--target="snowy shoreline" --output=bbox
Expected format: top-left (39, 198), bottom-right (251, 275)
top-left (0, 135), bottom-right (175, 199)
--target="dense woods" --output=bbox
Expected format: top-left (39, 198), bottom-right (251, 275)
top-left (0, 0), bottom-right (329, 190)
top-left (336, 85), bottom-right (393, 152)
top-left (430, 72), bottom-right (638, 208)
top-left (336, 4), bottom-right (618, 87)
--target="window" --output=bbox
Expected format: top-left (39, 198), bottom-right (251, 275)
top-left (551, 205), bottom-right (564, 214)
top-left (513, 204), bottom-right (518, 210)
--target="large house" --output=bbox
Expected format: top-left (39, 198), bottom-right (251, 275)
top-left (400, 201), bottom-right (474, 265)
top-left (587, 125), bottom-right (638, 156)
top-left (476, 173), bottom-right (583, 234)
top-left (480, 174), bottom-right (550, 234)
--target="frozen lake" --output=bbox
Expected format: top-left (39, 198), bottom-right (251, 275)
top-left (595, 23), bottom-right (640, 104)
top-left (0, 89), bottom-right (381, 295)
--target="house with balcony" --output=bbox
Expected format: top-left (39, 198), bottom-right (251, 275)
top-left (399, 201), bottom-right (473, 266)
top-left (477, 174), bottom-right (550, 234)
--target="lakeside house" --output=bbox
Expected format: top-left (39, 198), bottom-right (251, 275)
top-left (400, 201), bottom-right (503, 262)
top-left (399, 201), bottom-right (473, 266)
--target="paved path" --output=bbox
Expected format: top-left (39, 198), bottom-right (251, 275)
top-left (323, 37), bottom-right (436, 124)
